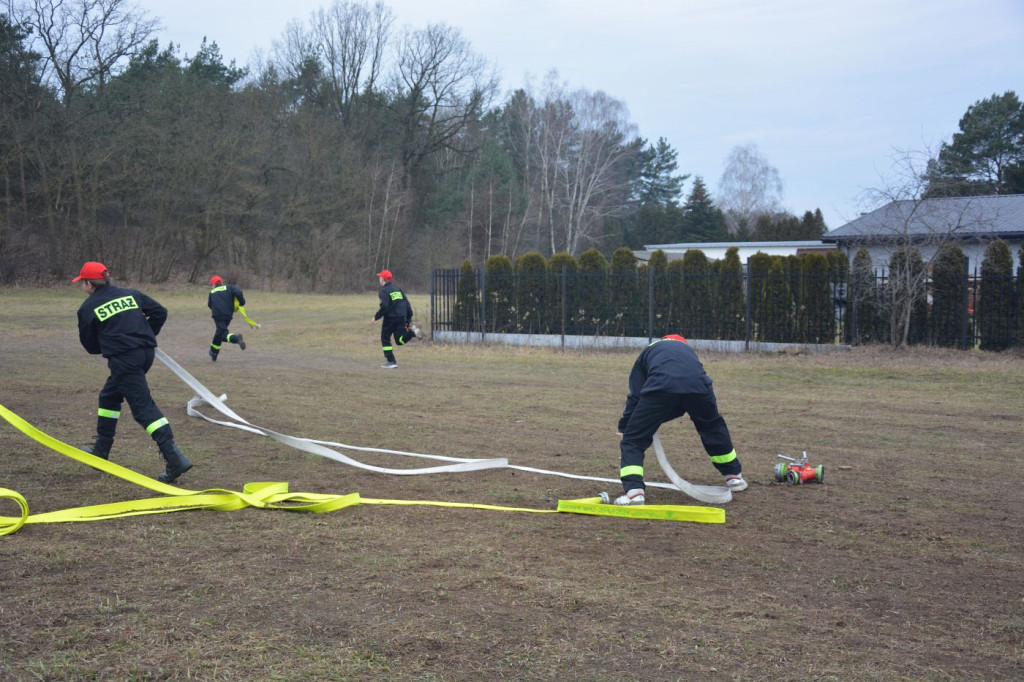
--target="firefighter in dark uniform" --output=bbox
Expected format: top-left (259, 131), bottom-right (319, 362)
top-left (74, 261), bottom-right (193, 483)
top-left (370, 269), bottom-right (421, 369)
top-left (613, 334), bottom-right (746, 505)
top-left (207, 275), bottom-right (246, 362)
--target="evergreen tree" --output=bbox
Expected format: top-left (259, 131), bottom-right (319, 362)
top-left (716, 246), bottom-right (744, 340)
top-left (610, 246), bottom-right (639, 335)
top-left (888, 246), bottom-right (927, 346)
top-left (926, 91), bottom-right (1024, 196)
top-left (680, 177), bottom-right (728, 242)
top-left (850, 249), bottom-right (882, 344)
top-left (455, 259), bottom-right (479, 331)
top-left (930, 243), bottom-right (968, 347)
top-left (516, 252), bottom-right (549, 333)
top-left (679, 249), bottom-right (712, 338)
top-left (747, 252), bottom-right (773, 341)
top-left (548, 251), bottom-right (578, 333)
top-left (634, 137), bottom-right (688, 206)
top-left (577, 248), bottom-right (609, 334)
top-left (485, 254), bottom-right (515, 333)
top-left (801, 253), bottom-right (834, 343)
top-left (978, 239), bottom-right (1015, 350)
top-left (648, 249), bottom-right (671, 336)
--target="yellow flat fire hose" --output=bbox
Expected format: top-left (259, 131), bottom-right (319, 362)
top-left (0, 404), bottom-right (724, 535)
top-left (234, 298), bottom-right (260, 328)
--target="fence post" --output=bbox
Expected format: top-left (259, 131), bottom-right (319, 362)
top-left (479, 268), bottom-right (487, 342)
top-left (429, 267), bottom-right (435, 337)
top-left (744, 257), bottom-right (751, 351)
top-left (647, 266), bottom-right (654, 343)
top-left (561, 266), bottom-right (567, 351)
top-left (960, 263), bottom-right (970, 350)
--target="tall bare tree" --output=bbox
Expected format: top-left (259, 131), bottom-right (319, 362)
top-left (717, 142), bottom-right (784, 236)
top-left (389, 23), bottom-right (497, 183)
top-left (311, 0), bottom-right (392, 122)
top-left (510, 72), bottom-right (639, 255)
top-left (17, 0), bottom-right (157, 104)
top-left (855, 148), bottom-right (996, 348)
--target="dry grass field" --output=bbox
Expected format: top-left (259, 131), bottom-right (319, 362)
top-left (1, 286), bottom-right (1022, 681)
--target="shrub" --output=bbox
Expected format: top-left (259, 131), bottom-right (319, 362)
top-left (978, 239), bottom-right (1015, 351)
top-left (455, 259), bottom-right (479, 331)
top-left (516, 252), bottom-right (548, 333)
top-left (577, 248), bottom-right (609, 334)
top-left (610, 247), bottom-right (639, 335)
top-left (679, 249), bottom-right (712, 338)
top-left (715, 247), bottom-right (744, 340)
top-left (930, 243), bottom-right (968, 347)
top-left (485, 254), bottom-right (515, 333)
top-left (648, 250), bottom-right (671, 336)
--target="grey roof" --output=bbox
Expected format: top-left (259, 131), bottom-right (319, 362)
top-left (644, 240), bottom-right (827, 249)
top-left (823, 194), bottom-right (1024, 244)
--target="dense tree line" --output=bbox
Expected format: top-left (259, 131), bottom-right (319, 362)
top-left (3, 2), bottom-right (1015, 292)
top-left (0, 1), bottom-right (835, 290)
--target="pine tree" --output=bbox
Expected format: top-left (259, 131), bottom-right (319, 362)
top-left (680, 177), bottom-right (728, 242)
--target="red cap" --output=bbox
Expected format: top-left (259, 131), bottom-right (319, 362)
top-left (210, 275), bottom-right (223, 285)
top-left (662, 334), bottom-right (688, 343)
top-left (376, 269), bottom-right (393, 281)
top-left (72, 261), bottom-right (109, 282)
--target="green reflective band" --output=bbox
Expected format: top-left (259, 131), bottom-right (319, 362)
top-left (709, 449), bottom-right (737, 464)
top-left (389, 291), bottom-right (404, 301)
top-left (211, 343), bottom-right (221, 350)
top-left (211, 285), bottom-right (227, 293)
top-left (93, 295), bottom-right (138, 322)
top-left (382, 345), bottom-right (393, 351)
top-left (620, 465), bottom-right (644, 478)
top-left (226, 334), bottom-right (233, 342)
top-left (145, 417), bottom-right (169, 435)
top-left (97, 408), bottom-right (120, 419)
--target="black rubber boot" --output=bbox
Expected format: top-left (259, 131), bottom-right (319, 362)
top-left (234, 334), bottom-right (246, 350)
top-left (82, 436), bottom-right (113, 460)
top-left (157, 441), bottom-right (193, 483)
top-left (209, 348), bottom-right (218, 362)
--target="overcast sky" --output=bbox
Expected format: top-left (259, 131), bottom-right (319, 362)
top-left (136, 0), bottom-right (1023, 230)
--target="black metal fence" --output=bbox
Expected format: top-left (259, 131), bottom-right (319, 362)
top-left (431, 265), bottom-right (1022, 350)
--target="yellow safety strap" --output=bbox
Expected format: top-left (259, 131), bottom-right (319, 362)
top-left (234, 298), bottom-right (260, 328)
top-left (0, 404), bottom-right (724, 534)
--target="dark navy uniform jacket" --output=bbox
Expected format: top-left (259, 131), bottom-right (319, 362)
top-left (618, 336), bottom-right (714, 431)
top-left (77, 284), bottom-right (167, 357)
top-left (208, 284), bottom-right (245, 319)
top-left (374, 282), bottom-right (412, 322)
